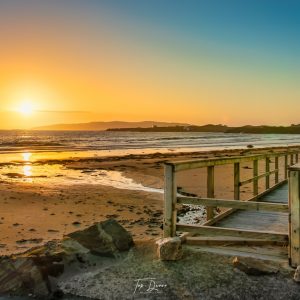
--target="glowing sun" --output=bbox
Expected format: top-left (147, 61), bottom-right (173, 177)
top-left (18, 102), bottom-right (34, 116)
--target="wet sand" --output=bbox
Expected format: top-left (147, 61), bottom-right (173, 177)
top-left (0, 146), bottom-right (296, 255)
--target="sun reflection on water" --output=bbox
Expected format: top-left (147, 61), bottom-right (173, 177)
top-left (23, 165), bottom-right (32, 177)
top-left (22, 152), bottom-right (32, 162)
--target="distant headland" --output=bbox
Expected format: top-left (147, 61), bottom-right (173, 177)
top-left (108, 124), bottom-right (300, 134)
top-left (32, 122), bottom-right (300, 134)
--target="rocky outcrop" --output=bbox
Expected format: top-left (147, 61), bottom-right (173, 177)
top-left (156, 237), bottom-right (183, 261)
top-left (68, 219), bottom-right (134, 256)
top-left (0, 219), bottom-right (134, 298)
top-left (0, 257), bottom-right (50, 297)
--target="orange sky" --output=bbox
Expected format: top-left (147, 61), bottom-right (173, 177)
top-left (0, 1), bottom-right (299, 129)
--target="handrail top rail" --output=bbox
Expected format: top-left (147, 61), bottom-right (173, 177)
top-left (289, 163), bottom-right (300, 171)
top-left (165, 150), bottom-right (299, 172)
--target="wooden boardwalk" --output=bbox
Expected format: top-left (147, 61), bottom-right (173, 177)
top-left (189, 183), bottom-right (290, 262)
top-left (163, 149), bottom-right (300, 265)
top-left (214, 183), bottom-right (288, 233)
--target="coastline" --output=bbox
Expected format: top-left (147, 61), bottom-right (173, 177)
top-left (0, 145), bottom-right (299, 256)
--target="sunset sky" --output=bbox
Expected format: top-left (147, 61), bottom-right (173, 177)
top-left (0, 0), bottom-right (299, 129)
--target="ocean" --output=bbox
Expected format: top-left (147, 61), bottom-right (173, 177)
top-left (1, 130), bottom-right (300, 155)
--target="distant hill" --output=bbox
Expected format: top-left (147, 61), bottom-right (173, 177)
top-left (32, 121), bottom-right (191, 131)
top-left (108, 124), bottom-right (300, 134)
top-left (226, 124), bottom-right (300, 134)
top-left (108, 124), bottom-right (228, 132)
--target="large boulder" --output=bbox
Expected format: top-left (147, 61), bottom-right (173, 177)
top-left (156, 237), bottom-right (183, 261)
top-left (67, 219), bottom-right (134, 256)
top-left (0, 219), bottom-right (134, 298)
top-left (0, 257), bottom-right (49, 297)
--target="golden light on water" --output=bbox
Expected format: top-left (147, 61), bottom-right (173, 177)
top-left (23, 165), bottom-right (32, 177)
top-left (22, 152), bottom-right (32, 178)
top-left (22, 152), bottom-right (32, 162)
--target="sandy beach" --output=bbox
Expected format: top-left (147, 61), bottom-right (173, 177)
top-left (0, 146), bottom-right (296, 256)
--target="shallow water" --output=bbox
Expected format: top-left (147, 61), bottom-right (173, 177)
top-left (1, 130), bottom-right (300, 154)
top-left (0, 162), bottom-right (162, 193)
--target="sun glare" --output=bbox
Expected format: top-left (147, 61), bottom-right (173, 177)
top-left (18, 102), bottom-right (34, 116)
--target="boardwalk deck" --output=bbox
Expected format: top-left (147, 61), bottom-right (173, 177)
top-left (188, 184), bottom-right (289, 262)
top-left (164, 149), bottom-right (300, 265)
top-left (214, 183), bottom-right (288, 233)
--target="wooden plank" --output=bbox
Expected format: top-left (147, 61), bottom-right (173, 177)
top-left (202, 208), bottom-right (236, 226)
top-left (206, 166), bottom-right (215, 220)
top-left (275, 156), bottom-right (279, 184)
top-left (234, 163), bottom-right (240, 200)
top-left (177, 196), bottom-right (288, 212)
top-left (202, 180), bottom-right (287, 226)
top-left (289, 168), bottom-right (300, 267)
top-left (240, 169), bottom-right (278, 186)
top-left (185, 236), bottom-right (287, 246)
top-left (168, 150), bottom-right (300, 172)
top-left (163, 164), bottom-right (177, 237)
top-left (215, 210), bottom-right (288, 233)
top-left (176, 224), bottom-right (288, 241)
top-left (253, 159), bottom-right (258, 195)
top-left (265, 157), bottom-right (270, 190)
top-left (285, 155), bottom-right (288, 179)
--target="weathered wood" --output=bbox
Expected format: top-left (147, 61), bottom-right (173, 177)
top-left (253, 159), bottom-right (258, 196)
top-left (202, 208), bottom-right (236, 226)
top-left (202, 179), bottom-right (287, 226)
top-left (288, 165), bottom-right (300, 267)
top-left (168, 150), bottom-right (300, 172)
top-left (185, 236), bottom-right (287, 247)
top-left (234, 163), bottom-right (240, 200)
top-left (265, 157), bottom-right (270, 190)
top-left (284, 155), bottom-right (288, 179)
top-left (176, 224), bottom-right (288, 241)
top-left (275, 156), bottom-right (279, 184)
top-left (177, 196), bottom-right (288, 212)
top-left (240, 169), bottom-right (277, 186)
top-left (206, 166), bottom-right (215, 220)
top-left (163, 164), bottom-right (177, 238)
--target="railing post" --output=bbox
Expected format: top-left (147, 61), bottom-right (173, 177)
top-left (164, 164), bottom-right (177, 238)
top-left (296, 153), bottom-right (299, 163)
top-left (253, 160), bottom-right (258, 196)
top-left (285, 155), bottom-right (288, 179)
top-left (291, 154), bottom-right (294, 166)
top-left (289, 163), bottom-right (300, 267)
top-left (234, 162), bottom-right (240, 200)
top-left (265, 157), bottom-right (270, 190)
top-left (275, 156), bottom-right (279, 184)
top-left (206, 166), bottom-right (215, 220)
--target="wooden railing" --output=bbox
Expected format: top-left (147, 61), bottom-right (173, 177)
top-left (289, 163), bottom-right (300, 267)
top-left (163, 147), bottom-right (300, 266)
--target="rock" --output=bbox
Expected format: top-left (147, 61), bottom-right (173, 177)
top-left (0, 219), bottom-right (133, 297)
top-left (294, 265), bottom-right (300, 282)
top-left (156, 237), bottom-right (183, 261)
top-left (0, 258), bottom-right (49, 297)
top-left (68, 219), bottom-right (134, 256)
top-left (233, 257), bottom-right (279, 275)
